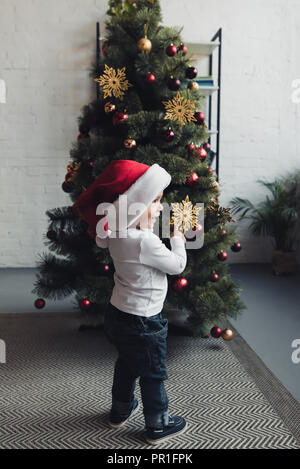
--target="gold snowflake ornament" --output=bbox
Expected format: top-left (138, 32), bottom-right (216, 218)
top-left (94, 64), bottom-right (133, 101)
top-left (171, 195), bottom-right (202, 234)
top-left (207, 199), bottom-right (237, 224)
top-left (162, 92), bottom-right (197, 126)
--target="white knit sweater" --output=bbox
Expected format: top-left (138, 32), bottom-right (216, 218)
top-left (96, 227), bottom-right (187, 317)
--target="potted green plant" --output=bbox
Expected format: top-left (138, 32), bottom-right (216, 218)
top-left (229, 172), bottom-right (300, 275)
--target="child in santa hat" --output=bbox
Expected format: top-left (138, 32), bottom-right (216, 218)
top-left (72, 159), bottom-right (187, 445)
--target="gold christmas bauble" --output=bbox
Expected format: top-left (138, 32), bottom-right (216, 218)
top-left (221, 328), bottom-right (234, 341)
top-left (188, 81), bottom-right (199, 91)
top-left (104, 102), bottom-right (116, 113)
top-left (137, 37), bottom-right (152, 53)
top-left (124, 137), bottom-right (137, 149)
top-left (212, 180), bottom-right (219, 191)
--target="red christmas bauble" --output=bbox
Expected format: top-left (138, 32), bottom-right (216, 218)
top-left (166, 44), bottom-right (177, 56)
top-left (62, 181), bottom-right (74, 193)
top-left (208, 167), bottom-right (213, 175)
top-left (168, 77), bottom-right (181, 91)
top-left (145, 72), bottom-right (156, 84)
top-left (203, 142), bottom-right (211, 152)
top-left (105, 220), bottom-right (109, 231)
top-left (34, 298), bottom-right (45, 309)
top-left (186, 142), bottom-right (195, 152)
top-left (113, 111), bottom-right (128, 125)
top-left (186, 172), bottom-right (199, 185)
top-left (172, 277), bottom-right (188, 293)
top-left (164, 129), bottom-right (175, 141)
top-left (178, 43), bottom-right (187, 55)
top-left (185, 66), bottom-right (198, 79)
top-left (195, 147), bottom-right (207, 161)
top-left (211, 272), bottom-right (219, 282)
top-left (231, 242), bottom-right (242, 252)
top-left (210, 326), bottom-right (222, 338)
top-left (218, 251), bottom-right (228, 261)
top-left (199, 148), bottom-right (207, 161)
top-left (194, 111), bottom-right (205, 125)
top-left (79, 298), bottom-right (91, 310)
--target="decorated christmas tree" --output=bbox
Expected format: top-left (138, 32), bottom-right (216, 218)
top-left (32, 0), bottom-right (246, 337)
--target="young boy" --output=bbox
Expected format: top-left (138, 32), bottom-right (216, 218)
top-left (72, 159), bottom-right (187, 445)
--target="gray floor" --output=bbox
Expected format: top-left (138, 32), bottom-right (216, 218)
top-left (229, 264), bottom-right (300, 403)
top-left (0, 264), bottom-right (299, 402)
top-left (1, 313), bottom-right (299, 448)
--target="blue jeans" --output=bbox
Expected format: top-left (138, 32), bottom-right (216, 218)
top-left (104, 302), bottom-right (169, 429)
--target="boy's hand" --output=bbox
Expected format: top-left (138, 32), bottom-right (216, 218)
top-left (170, 224), bottom-right (186, 243)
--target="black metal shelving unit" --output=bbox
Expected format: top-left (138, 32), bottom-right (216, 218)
top-left (187, 30), bottom-right (222, 181)
top-left (209, 28), bottom-right (222, 182)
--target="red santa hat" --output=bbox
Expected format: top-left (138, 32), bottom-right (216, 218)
top-left (72, 159), bottom-right (171, 240)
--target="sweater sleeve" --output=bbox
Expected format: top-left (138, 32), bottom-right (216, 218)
top-left (139, 234), bottom-right (187, 275)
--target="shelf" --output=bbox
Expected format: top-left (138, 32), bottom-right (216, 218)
top-left (186, 41), bottom-right (220, 57)
top-left (99, 38), bottom-right (219, 57)
top-left (196, 85), bottom-right (219, 96)
top-left (99, 37), bottom-right (220, 55)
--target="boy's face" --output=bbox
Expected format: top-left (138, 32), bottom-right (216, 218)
top-left (136, 190), bottom-right (164, 230)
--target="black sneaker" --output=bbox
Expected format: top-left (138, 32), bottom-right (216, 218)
top-left (145, 415), bottom-right (187, 445)
top-left (108, 398), bottom-right (140, 429)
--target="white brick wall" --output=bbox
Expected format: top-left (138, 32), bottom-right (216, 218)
top-left (0, 0), bottom-right (299, 266)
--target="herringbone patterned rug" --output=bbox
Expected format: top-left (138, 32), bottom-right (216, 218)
top-left (0, 313), bottom-right (299, 449)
